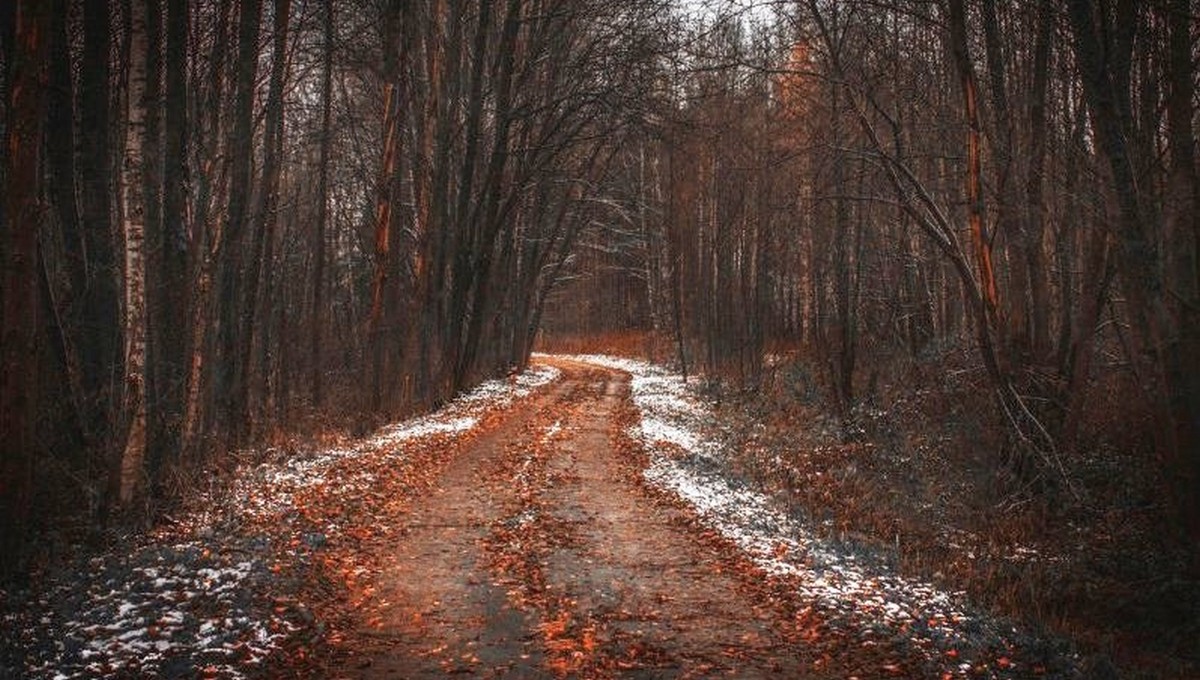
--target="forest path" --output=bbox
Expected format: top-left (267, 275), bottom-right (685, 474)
top-left (336, 360), bottom-right (802, 678)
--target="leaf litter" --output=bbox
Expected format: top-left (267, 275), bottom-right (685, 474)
top-left (553, 354), bottom-right (1080, 679)
top-left (0, 366), bottom-right (561, 679)
top-left (4, 355), bottom-right (1087, 678)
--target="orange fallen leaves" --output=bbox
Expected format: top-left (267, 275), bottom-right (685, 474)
top-left (540, 611), bottom-right (571, 641)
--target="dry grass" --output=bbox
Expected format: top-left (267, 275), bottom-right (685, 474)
top-left (706, 346), bottom-right (1197, 679)
top-left (532, 333), bottom-right (1196, 676)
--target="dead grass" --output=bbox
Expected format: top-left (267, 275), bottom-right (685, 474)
top-left (706, 345), bottom-right (1198, 679)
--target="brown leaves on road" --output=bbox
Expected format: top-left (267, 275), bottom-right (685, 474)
top-left (271, 360), bottom-right (1073, 679)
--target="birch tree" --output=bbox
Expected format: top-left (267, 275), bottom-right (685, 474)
top-left (117, 0), bottom-right (150, 506)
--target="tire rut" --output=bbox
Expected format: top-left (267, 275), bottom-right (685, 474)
top-left (339, 362), bottom-right (802, 678)
top-left (340, 378), bottom-right (581, 678)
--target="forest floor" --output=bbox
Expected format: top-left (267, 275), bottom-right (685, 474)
top-left (697, 348), bottom-right (1199, 680)
top-left (3, 355), bottom-right (1154, 679)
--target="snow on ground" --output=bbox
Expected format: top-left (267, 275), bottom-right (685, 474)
top-left (2, 365), bottom-right (562, 680)
top-left (203, 364), bottom-right (562, 529)
top-left (560, 354), bottom-right (1076, 679)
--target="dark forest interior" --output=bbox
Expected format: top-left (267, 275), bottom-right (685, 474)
top-left (1, 0), bottom-right (1198, 677)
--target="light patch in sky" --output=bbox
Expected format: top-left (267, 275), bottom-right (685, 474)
top-left (677, 0), bottom-right (777, 25)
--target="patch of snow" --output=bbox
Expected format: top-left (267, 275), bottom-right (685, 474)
top-left (546, 354), bottom-right (722, 461)
top-left (561, 353), bottom-right (1069, 677)
top-left (373, 416), bottom-right (479, 445)
top-left (640, 417), bottom-right (701, 453)
top-left (204, 364), bottom-right (564, 528)
top-left (10, 363), bottom-right (565, 680)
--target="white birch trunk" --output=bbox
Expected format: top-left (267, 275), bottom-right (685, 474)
top-left (119, 0), bottom-right (149, 506)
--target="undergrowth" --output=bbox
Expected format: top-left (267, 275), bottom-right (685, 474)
top-left (705, 344), bottom-right (1198, 679)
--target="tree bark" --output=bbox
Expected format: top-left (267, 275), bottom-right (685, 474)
top-left (239, 0), bottom-right (290, 434)
top-left (1, 0), bottom-right (49, 578)
top-left (980, 0), bottom-right (1031, 362)
top-left (949, 0), bottom-right (1003, 384)
top-left (1166, 0), bottom-right (1198, 302)
top-left (368, 74), bottom-right (402, 414)
top-left (79, 0), bottom-right (122, 481)
top-left (45, 0), bottom-right (89, 440)
top-left (117, 0), bottom-right (150, 506)
top-left (215, 0), bottom-right (262, 443)
top-left (181, 0), bottom-right (232, 453)
top-left (1024, 0), bottom-right (1054, 361)
top-left (311, 0), bottom-right (333, 408)
top-left (153, 0), bottom-right (189, 469)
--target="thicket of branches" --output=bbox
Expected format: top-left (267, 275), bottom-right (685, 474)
top-left (552, 0), bottom-right (1199, 564)
top-left (0, 0), bottom-right (672, 577)
top-left (3, 0), bottom-right (1198, 581)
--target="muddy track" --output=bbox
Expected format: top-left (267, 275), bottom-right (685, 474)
top-left (334, 361), bottom-right (802, 678)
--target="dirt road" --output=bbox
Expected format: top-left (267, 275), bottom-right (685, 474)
top-left (336, 360), bottom-right (802, 678)
top-left (0, 357), bottom-right (1076, 678)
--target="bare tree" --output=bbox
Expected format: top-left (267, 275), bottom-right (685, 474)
top-left (1067, 0), bottom-right (1200, 565)
top-left (1, 0), bottom-right (50, 577)
top-left (115, 0), bottom-right (151, 505)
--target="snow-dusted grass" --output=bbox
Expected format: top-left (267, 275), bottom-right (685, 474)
top-left (203, 364), bottom-right (562, 528)
top-left (561, 354), bottom-right (1069, 677)
top-left (5, 364), bottom-right (563, 680)
top-left (22, 546), bottom-right (294, 679)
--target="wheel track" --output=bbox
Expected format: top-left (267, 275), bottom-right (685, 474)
top-left (337, 361), bottom-right (806, 678)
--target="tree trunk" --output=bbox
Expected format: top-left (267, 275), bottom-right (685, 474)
top-left (311, 0), bottom-right (333, 408)
top-left (1164, 0), bottom-right (1200, 570)
top-left (368, 80), bottom-right (402, 413)
top-left (1024, 0), bottom-right (1054, 362)
top-left (45, 0), bottom-right (89, 440)
top-left (949, 0), bottom-right (1003, 384)
top-left (980, 0), bottom-right (1032, 364)
top-left (239, 0), bottom-right (290, 435)
top-left (215, 0), bottom-right (262, 443)
top-left (117, 0), bottom-right (150, 507)
top-left (181, 0), bottom-right (231, 454)
top-left (140, 0), bottom-right (169, 480)
top-left (153, 0), bottom-right (189, 469)
top-left (79, 0), bottom-right (122, 490)
top-left (1, 0), bottom-right (49, 577)
top-left (828, 79), bottom-right (856, 413)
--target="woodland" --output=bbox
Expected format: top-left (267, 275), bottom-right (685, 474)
top-left (1, 0), bottom-right (1198, 676)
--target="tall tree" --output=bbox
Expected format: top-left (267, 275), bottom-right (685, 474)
top-left (181, 0), bottom-right (233, 452)
top-left (1024, 0), bottom-right (1054, 362)
top-left (214, 0), bottom-right (262, 443)
top-left (116, 0), bottom-right (151, 505)
top-left (311, 0), bottom-right (333, 408)
top-left (239, 0), bottom-right (290, 431)
top-left (1067, 0), bottom-right (1200, 565)
top-left (79, 0), bottom-right (122, 485)
top-left (366, 0), bottom-right (404, 414)
top-left (1, 0), bottom-right (50, 577)
top-left (948, 0), bottom-right (1003, 383)
top-left (45, 0), bottom-right (88, 440)
top-left (150, 0), bottom-right (190, 470)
